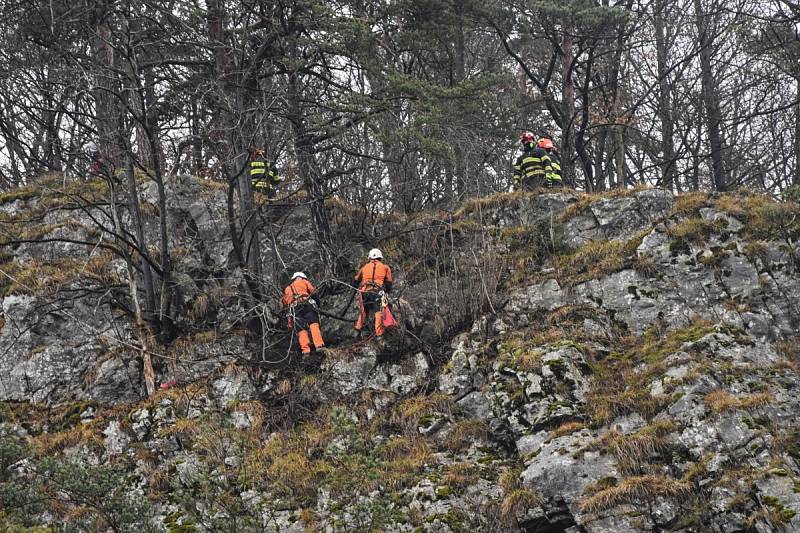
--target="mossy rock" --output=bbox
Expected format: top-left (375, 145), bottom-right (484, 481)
top-left (435, 485), bottom-right (452, 499)
top-left (163, 512), bottom-right (198, 533)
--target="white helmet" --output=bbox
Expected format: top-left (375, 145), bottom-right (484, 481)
top-left (368, 248), bottom-right (383, 260)
top-left (291, 271), bottom-right (307, 280)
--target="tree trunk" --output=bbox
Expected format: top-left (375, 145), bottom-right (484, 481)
top-left (91, 1), bottom-right (119, 165)
top-left (191, 100), bottom-right (202, 175)
top-left (107, 163), bottom-right (155, 396)
top-left (452, 0), bottom-right (468, 198)
top-left (287, 69), bottom-right (337, 275)
top-left (207, 0), bottom-right (263, 298)
top-left (560, 16), bottom-right (576, 188)
top-left (654, 0), bottom-right (677, 191)
top-left (124, 150), bottom-right (157, 325)
top-left (594, 129), bottom-right (607, 191)
top-left (608, 4), bottom-right (631, 189)
top-left (795, 77), bottom-right (800, 186)
top-left (693, 0), bottom-right (728, 191)
top-left (614, 126), bottom-right (626, 188)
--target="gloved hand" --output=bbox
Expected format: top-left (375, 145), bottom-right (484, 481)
top-left (287, 315), bottom-right (294, 330)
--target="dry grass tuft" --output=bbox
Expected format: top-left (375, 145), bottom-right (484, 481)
top-left (391, 393), bottom-right (454, 431)
top-left (500, 488), bottom-right (543, 522)
top-left (377, 435), bottom-right (432, 462)
top-left (666, 217), bottom-right (725, 244)
top-left (578, 474), bottom-right (692, 513)
top-left (444, 418), bottom-right (488, 451)
top-left (714, 193), bottom-right (775, 218)
top-left (1, 253), bottom-right (119, 297)
top-left (453, 190), bottom-right (531, 218)
top-left (139, 201), bottom-right (160, 217)
top-left (31, 423), bottom-right (104, 456)
top-left (673, 191), bottom-right (710, 215)
top-left (498, 466), bottom-right (523, 492)
top-left (559, 187), bottom-right (644, 221)
top-left (297, 508), bottom-right (318, 527)
top-left (587, 386), bottom-right (670, 427)
top-left (549, 421), bottom-right (587, 439)
top-left (189, 293), bottom-right (210, 321)
top-left (595, 420), bottom-right (674, 472)
top-left (704, 390), bottom-right (773, 414)
top-left (276, 379), bottom-right (292, 395)
top-left (266, 451), bottom-right (325, 497)
top-left (715, 193), bottom-right (800, 241)
top-left (554, 240), bottom-right (626, 285)
top-left (442, 462), bottom-right (480, 488)
top-left (158, 417), bottom-right (202, 440)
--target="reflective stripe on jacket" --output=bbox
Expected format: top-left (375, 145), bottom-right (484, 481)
top-left (513, 144), bottom-right (547, 183)
top-left (250, 160), bottom-right (283, 188)
top-left (544, 151), bottom-right (562, 183)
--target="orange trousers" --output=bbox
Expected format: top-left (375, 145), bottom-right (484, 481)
top-left (355, 292), bottom-right (385, 337)
top-left (298, 323), bottom-right (324, 354)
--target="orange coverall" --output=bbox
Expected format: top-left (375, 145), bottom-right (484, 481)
top-left (282, 278), bottom-right (325, 354)
top-left (354, 260), bottom-right (393, 337)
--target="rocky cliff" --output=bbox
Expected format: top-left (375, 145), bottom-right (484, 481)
top-left (1, 176), bottom-right (799, 532)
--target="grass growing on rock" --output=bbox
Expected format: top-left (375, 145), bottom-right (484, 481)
top-left (558, 186), bottom-right (645, 221)
top-left (500, 488), bottom-right (542, 523)
top-left (497, 465), bottom-right (542, 525)
top-left (666, 217), bottom-right (726, 244)
top-left (585, 319), bottom-right (717, 425)
top-left (592, 420), bottom-right (675, 473)
top-left (550, 229), bottom-right (651, 286)
top-left (452, 190), bottom-right (533, 218)
top-left (673, 191), bottom-right (711, 216)
top-left (444, 418), bottom-right (488, 452)
top-left (0, 252), bottom-right (120, 297)
top-left (714, 193), bottom-right (800, 241)
top-left (704, 389), bottom-right (773, 414)
top-left (549, 421), bottom-right (587, 439)
top-left (578, 474), bottom-right (692, 513)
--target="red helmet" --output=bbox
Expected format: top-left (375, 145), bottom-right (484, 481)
top-left (519, 131), bottom-right (535, 144)
top-left (252, 148), bottom-right (265, 157)
top-left (538, 138), bottom-right (554, 149)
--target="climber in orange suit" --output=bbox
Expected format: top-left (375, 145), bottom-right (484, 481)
top-left (354, 248), bottom-right (394, 338)
top-left (282, 272), bottom-right (326, 355)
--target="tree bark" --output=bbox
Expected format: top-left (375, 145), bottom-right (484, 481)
top-left (795, 77), bottom-right (800, 186)
top-left (91, 1), bottom-right (119, 165)
top-left (452, 0), bottom-right (468, 198)
top-left (654, 0), bottom-right (677, 191)
top-left (693, 0), bottom-right (728, 191)
top-left (122, 149), bottom-right (157, 323)
top-left (560, 16), bottom-right (576, 188)
top-left (108, 160), bottom-right (155, 396)
top-left (207, 0), bottom-right (263, 298)
top-left (287, 69), bottom-right (337, 275)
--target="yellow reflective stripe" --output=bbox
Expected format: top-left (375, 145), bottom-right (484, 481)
top-left (522, 157), bottom-right (540, 164)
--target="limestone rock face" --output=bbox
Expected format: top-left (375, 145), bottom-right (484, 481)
top-left (2, 185), bottom-right (800, 532)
